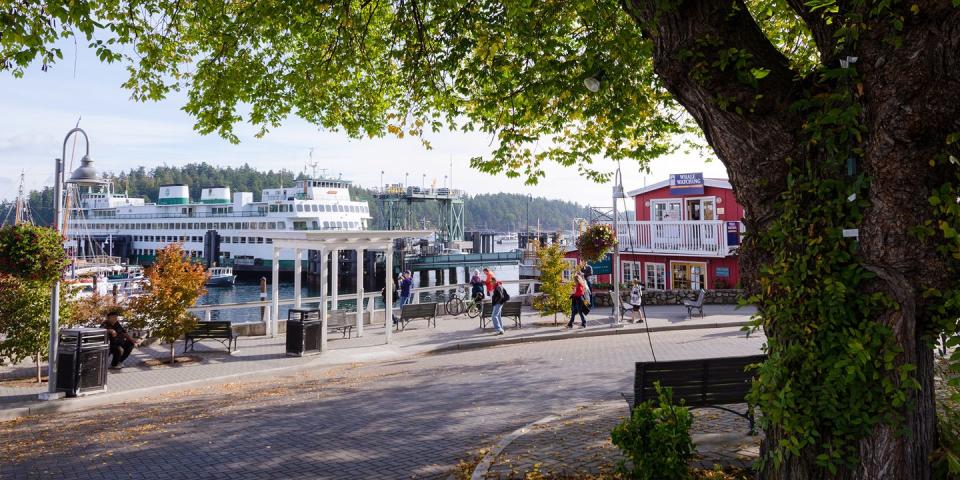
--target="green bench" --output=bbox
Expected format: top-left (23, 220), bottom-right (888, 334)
top-left (184, 321), bottom-right (237, 353)
top-left (397, 303), bottom-right (438, 330)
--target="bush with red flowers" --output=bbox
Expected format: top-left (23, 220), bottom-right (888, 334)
top-left (0, 224), bottom-right (68, 284)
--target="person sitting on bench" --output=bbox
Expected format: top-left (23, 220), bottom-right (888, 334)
top-left (100, 310), bottom-right (140, 370)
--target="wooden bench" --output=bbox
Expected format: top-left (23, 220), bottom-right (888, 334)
top-left (480, 301), bottom-right (523, 329)
top-left (398, 303), bottom-right (438, 330)
top-left (326, 310), bottom-right (355, 339)
top-left (184, 321), bottom-right (237, 353)
top-left (623, 354), bottom-right (767, 434)
top-left (683, 289), bottom-right (706, 318)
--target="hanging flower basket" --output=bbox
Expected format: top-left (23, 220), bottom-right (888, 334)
top-left (0, 225), bottom-right (68, 284)
top-left (576, 224), bottom-right (618, 264)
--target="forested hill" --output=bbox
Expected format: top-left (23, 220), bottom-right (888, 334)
top-left (11, 163), bottom-right (588, 232)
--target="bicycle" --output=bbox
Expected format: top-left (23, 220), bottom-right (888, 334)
top-left (446, 285), bottom-right (482, 318)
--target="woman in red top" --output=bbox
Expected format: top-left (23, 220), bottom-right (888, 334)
top-left (483, 267), bottom-right (495, 297)
top-left (567, 274), bottom-right (589, 329)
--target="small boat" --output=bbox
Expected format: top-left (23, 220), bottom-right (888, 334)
top-left (206, 266), bottom-right (236, 287)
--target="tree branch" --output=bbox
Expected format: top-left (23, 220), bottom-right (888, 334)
top-left (620, 0), bottom-right (803, 229)
top-left (784, 0), bottom-right (843, 64)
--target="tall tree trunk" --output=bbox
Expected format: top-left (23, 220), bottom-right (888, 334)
top-left (169, 342), bottom-right (175, 364)
top-left (36, 351), bottom-right (42, 383)
top-left (621, 1), bottom-right (960, 478)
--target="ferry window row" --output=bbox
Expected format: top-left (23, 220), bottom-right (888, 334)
top-left (134, 248), bottom-right (202, 258)
top-left (69, 221), bottom-right (284, 230)
top-left (288, 203), bottom-right (368, 213)
top-left (130, 235), bottom-right (275, 245)
top-left (222, 236), bottom-right (274, 244)
top-left (69, 219), bottom-right (366, 232)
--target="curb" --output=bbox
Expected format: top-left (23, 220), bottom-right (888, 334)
top-left (469, 414), bottom-right (561, 480)
top-left (468, 401), bottom-right (625, 480)
top-left (0, 322), bottom-right (750, 422)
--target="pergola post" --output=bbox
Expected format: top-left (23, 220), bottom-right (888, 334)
top-left (319, 247), bottom-right (329, 352)
top-left (293, 248), bottom-right (302, 308)
top-left (271, 246), bottom-right (280, 337)
top-left (355, 248), bottom-right (364, 337)
top-left (385, 244), bottom-right (393, 345)
top-left (331, 249), bottom-right (339, 310)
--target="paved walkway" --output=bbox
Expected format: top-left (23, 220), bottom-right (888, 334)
top-left (0, 328), bottom-right (764, 479)
top-left (481, 400), bottom-right (760, 479)
top-left (0, 304), bottom-right (755, 418)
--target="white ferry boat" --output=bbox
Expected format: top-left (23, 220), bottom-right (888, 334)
top-left (65, 177), bottom-right (372, 273)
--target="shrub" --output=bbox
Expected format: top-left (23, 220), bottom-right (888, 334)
top-left (611, 384), bottom-right (695, 480)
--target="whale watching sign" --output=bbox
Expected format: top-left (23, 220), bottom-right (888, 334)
top-left (669, 172), bottom-right (705, 195)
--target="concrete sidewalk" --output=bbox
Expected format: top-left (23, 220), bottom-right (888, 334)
top-left (0, 304), bottom-right (756, 420)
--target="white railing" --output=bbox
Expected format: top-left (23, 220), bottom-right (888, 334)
top-left (610, 221), bottom-right (739, 257)
top-left (188, 279), bottom-right (542, 324)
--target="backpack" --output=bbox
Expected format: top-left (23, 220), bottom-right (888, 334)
top-left (501, 288), bottom-right (510, 303)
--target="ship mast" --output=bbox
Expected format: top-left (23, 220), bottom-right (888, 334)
top-left (14, 171), bottom-right (31, 225)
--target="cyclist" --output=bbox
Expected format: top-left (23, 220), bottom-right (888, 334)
top-left (470, 269), bottom-right (485, 303)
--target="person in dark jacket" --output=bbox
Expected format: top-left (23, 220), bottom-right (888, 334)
top-left (100, 311), bottom-right (140, 370)
top-left (490, 280), bottom-right (509, 335)
top-left (470, 269), bottom-right (485, 303)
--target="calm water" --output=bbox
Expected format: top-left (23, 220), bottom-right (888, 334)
top-left (197, 239), bottom-right (521, 323)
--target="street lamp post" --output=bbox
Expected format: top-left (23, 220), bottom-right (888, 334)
top-left (380, 171), bottom-right (384, 192)
top-left (40, 128), bottom-right (106, 400)
top-left (612, 169), bottom-right (626, 327)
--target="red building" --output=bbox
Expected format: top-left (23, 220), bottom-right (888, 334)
top-left (570, 174), bottom-right (744, 290)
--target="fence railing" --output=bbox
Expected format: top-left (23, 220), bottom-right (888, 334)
top-left (188, 279), bottom-right (542, 324)
top-left (608, 221), bottom-right (739, 257)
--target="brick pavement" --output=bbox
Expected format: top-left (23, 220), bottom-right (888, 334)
top-left (0, 304), bottom-right (756, 413)
top-left (0, 328), bottom-right (763, 479)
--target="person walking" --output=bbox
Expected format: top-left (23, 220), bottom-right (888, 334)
top-left (483, 267), bottom-right (496, 297)
top-left (629, 279), bottom-right (644, 323)
top-left (470, 269), bottom-right (485, 303)
top-left (490, 279), bottom-right (510, 335)
top-left (567, 274), bottom-right (589, 329)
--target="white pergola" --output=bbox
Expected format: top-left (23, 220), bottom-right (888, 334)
top-left (264, 230), bottom-right (431, 350)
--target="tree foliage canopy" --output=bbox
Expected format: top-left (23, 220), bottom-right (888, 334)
top-left (2, 0), bottom-right (701, 181)
top-left (5, 1), bottom-right (960, 477)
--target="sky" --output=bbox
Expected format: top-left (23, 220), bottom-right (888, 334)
top-left (0, 41), bottom-right (728, 207)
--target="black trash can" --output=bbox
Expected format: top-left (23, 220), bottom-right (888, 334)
top-left (286, 308), bottom-right (322, 356)
top-left (55, 328), bottom-right (109, 397)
